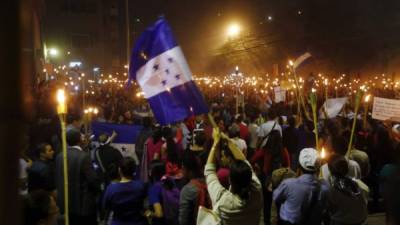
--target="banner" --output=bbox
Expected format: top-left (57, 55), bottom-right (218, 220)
top-left (274, 86), bottom-right (286, 103)
top-left (128, 18), bottom-right (208, 125)
top-left (91, 122), bottom-right (143, 163)
top-left (319, 97), bottom-right (348, 119)
top-left (372, 97), bottom-right (400, 121)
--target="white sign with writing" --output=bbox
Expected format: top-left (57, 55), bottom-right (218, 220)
top-left (372, 97), bottom-right (400, 121)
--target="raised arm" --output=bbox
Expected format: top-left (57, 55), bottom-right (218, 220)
top-left (221, 132), bottom-right (246, 161)
top-left (206, 128), bottom-right (221, 165)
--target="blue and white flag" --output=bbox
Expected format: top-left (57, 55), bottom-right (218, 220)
top-left (91, 122), bottom-right (143, 163)
top-left (293, 52), bottom-right (312, 69)
top-left (128, 18), bottom-right (209, 125)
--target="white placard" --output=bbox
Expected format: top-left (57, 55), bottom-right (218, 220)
top-left (320, 97), bottom-right (348, 119)
top-left (372, 97), bottom-right (400, 121)
top-left (274, 86), bottom-right (286, 103)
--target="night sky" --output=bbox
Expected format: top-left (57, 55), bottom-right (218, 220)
top-left (131, 0), bottom-right (400, 76)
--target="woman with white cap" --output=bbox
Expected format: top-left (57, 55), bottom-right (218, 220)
top-left (273, 148), bottom-right (330, 225)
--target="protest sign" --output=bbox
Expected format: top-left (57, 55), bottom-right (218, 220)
top-left (372, 97), bottom-right (400, 121)
top-left (274, 86), bottom-right (286, 103)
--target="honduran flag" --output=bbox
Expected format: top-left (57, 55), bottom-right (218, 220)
top-left (128, 18), bottom-right (209, 125)
top-left (91, 122), bottom-right (142, 164)
top-left (293, 52), bottom-right (312, 69)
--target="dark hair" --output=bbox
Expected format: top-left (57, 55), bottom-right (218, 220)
top-left (119, 157), bottom-right (136, 178)
top-left (194, 131), bottom-right (206, 147)
top-left (278, 116), bottom-right (284, 126)
top-left (235, 115), bottom-right (243, 123)
top-left (36, 143), bottom-right (49, 158)
top-left (267, 108), bottom-right (277, 120)
top-left (230, 160), bottom-right (252, 200)
top-left (66, 113), bottom-right (81, 125)
top-left (166, 139), bottom-right (180, 164)
top-left (66, 129), bottom-right (81, 146)
top-left (328, 154), bottom-right (349, 177)
top-left (152, 127), bottom-right (163, 144)
top-left (331, 135), bottom-right (348, 156)
top-left (288, 116), bottom-right (296, 127)
top-left (340, 117), bottom-right (350, 129)
top-left (23, 190), bottom-right (52, 225)
top-left (265, 130), bottom-right (283, 157)
top-left (304, 120), bottom-right (315, 132)
top-left (228, 124), bottom-right (240, 138)
top-left (182, 151), bottom-right (202, 178)
top-left (150, 160), bottom-right (166, 182)
top-left (107, 163), bottom-right (120, 181)
top-left (142, 117), bottom-right (152, 128)
top-left (325, 119), bottom-right (339, 136)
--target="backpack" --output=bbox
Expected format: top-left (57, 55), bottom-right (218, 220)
top-left (160, 177), bottom-right (180, 225)
top-left (90, 147), bottom-right (107, 191)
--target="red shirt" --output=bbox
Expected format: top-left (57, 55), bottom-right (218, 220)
top-left (250, 147), bottom-right (291, 175)
top-left (239, 122), bottom-right (250, 141)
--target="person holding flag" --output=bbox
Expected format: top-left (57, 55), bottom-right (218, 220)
top-left (128, 17), bottom-right (209, 126)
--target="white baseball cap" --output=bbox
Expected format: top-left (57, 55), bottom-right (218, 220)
top-left (299, 148), bottom-right (320, 172)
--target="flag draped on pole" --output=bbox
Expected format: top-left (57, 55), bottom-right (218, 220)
top-left (293, 52), bottom-right (312, 69)
top-left (128, 18), bottom-right (209, 125)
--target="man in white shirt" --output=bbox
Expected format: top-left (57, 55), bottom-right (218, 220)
top-left (257, 109), bottom-right (282, 148)
top-left (248, 115), bottom-right (259, 157)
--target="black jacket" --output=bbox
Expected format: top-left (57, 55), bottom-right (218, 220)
top-left (56, 147), bottom-right (100, 216)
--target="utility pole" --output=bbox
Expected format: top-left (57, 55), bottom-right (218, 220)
top-left (125, 0), bottom-right (130, 66)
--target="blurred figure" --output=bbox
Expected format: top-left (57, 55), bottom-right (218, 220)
top-left (327, 154), bottom-right (369, 225)
top-left (23, 190), bottom-right (59, 225)
top-left (321, 135), bottom-right (361, 181)
top-left (135, 117), bottom-right (153, 161)
top-left (228, 124), bottom-right (247, 157)
top-left (274, 148), bottom-right (329, 225)
top-left (282, 116), bottom-right (299, 170)
top-left (205, 128), bottom-right (263, 225)
top-left (103, 157), bottom-right (147, 225)
top-left (179, 151), bottom-right (210, 225)
top-left (28, 143), bottom-right (55, 193)
top-left (55, 128), bottom-right (100, 225)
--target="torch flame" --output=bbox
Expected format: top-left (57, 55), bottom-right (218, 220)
top-left (321, 147), bottom-right (326, 159)
top-left (364, 94), bottom-right (371, 103)
top-left (57, 89), bottom-right (66, 105)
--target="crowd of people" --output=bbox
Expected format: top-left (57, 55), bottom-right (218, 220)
top-left (20, 80), bottom-right (400, 225)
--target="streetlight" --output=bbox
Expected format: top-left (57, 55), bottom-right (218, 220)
top-left (84, 106), bottom-right (98, 135)
top-left (227, 23), bottom-right (241, 38)
top-left (49, 48), bottom-right (59, 57)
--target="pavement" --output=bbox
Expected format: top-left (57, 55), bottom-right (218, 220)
top-left (367, 213), bottom-right (385, 225)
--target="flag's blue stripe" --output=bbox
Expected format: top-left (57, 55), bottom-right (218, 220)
top-left (147, 81), bottom-right (209, 125)
top-left (91, 122), bottom-right (143, 144)
top-left (129, 18), bottom-right (178, 82)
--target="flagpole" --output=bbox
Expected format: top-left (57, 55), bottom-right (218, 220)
top-left (309, 89), bottom-right (319, 150)
top-left (291, 66), bottom-right (311, 121)
top-left (346, 91), bottom-right (362, 157)
top-left (125, 0), bottom-right (130, 66)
